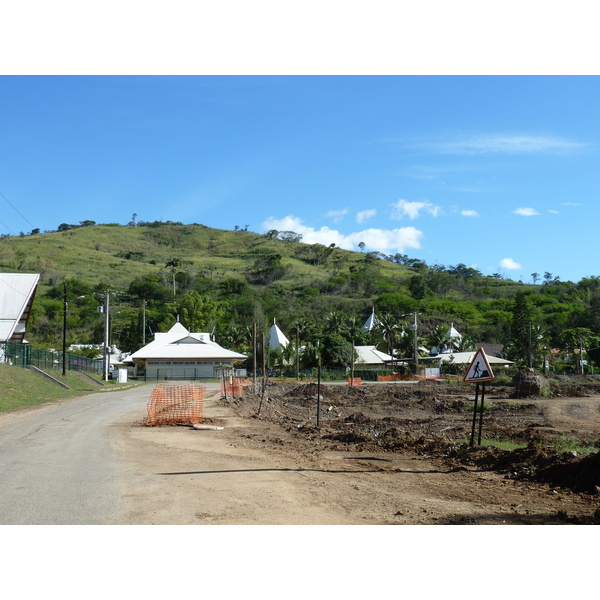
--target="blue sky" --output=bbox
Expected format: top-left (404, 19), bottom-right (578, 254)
top-left (1, 75), bottom-right (599, 284)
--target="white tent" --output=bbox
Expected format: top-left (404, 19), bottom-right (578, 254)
top-left (362, 307), bottom-right (380, 332)
top-left (268, 318), bottom-right (289, 350)
top-left (0, 273), bottom-right (40, 343)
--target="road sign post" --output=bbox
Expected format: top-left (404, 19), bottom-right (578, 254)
top-left (464, 348), bottom-right (496, 446)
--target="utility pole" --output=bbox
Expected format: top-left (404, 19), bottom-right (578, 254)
top-left (62, 283), bottom-right (67, 376)
top-left (142, 300), bottom-right (147, 346)
top-left (296, 326), bottom-right (300, 380)
top-left (413, 312), bottom-right (419, 373)
top-left (103, 290), bottom-right (110, 381)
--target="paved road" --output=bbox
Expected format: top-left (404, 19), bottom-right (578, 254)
top-left (0, 382), bottom-right (219, 524)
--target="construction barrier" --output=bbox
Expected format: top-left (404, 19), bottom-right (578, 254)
top-left (377, 373), bottom-right (413, 382)
top-left (347, 377), bottom-right (361, 386)
top-left (221, 378), bottom-right (253, 398)
top-left (146, 383), bottom-right (205, 426)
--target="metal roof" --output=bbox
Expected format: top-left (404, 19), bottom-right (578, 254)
top-left (0, 273), bottom-right (40, 343)
top-left (129, 322), bottom-right (246, 361)
top-left (354, 345), bottom-right (394, 365)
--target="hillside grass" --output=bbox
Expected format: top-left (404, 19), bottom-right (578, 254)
top-left (0, 364), bottom-right (144, 413)
top-left (0, 223), bottom-right (411, 294)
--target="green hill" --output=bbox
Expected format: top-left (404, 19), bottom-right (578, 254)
top-left (1, 220), bottom-right (598, 373)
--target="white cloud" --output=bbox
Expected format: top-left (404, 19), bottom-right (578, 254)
top-left (356, 209), bottom-right (377, 224)
top-left (262, 215), bottom-right (423, 254)
top-left (461, 209), bottom-right (479, 217)
top-left (432, 134), bottom-right (585, 155)
top-left (514, 207), bottom-right (540, 216)
top-left (500, 258), bottom-right (522, 270)
top-left (391, 199), bottom-right (440, 220)
top-left (325, 209), bottom-right (348, 223)
top-left (548, 209), bottom-right (559, 214)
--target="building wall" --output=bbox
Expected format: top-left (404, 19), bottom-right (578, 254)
top-left (141, 359), bottom-right (237, 379)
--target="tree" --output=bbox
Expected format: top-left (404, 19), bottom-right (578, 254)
top-left (531, 272), bottom-right (540, 285)
top-left (559, 327), bottom-right (595, 374)
top-left (165, 258), bottom-right (182, 296)
top-left (510, 292), bottom-right (532, 366)
top-left (428, 324), bottom-right (454, 355)
top-left (358, 242), bottom-right (366, 252)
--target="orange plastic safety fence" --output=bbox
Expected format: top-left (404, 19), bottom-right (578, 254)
top-left (221, 378), bottom-right (253, 398)
top-left (146, 383), bottom-right (205, 426)
top-left (347, 377), bottom-right (362, 386)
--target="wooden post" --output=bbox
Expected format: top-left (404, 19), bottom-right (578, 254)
top-left (351, 340), bottom-right (355, 386)
top-left (258, 333), bottom-right (266, 416)
top-left (317, 363), bottom-right (321, 428)
top-left (252, 322), bottom-right (257, 390)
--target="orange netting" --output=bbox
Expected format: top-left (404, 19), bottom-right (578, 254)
top-left (146, 383), bottom-right (205, 426)
top-left (221, 378), bottom-right (253, 398)
top-left (347, 377), bottom-right (362, 386)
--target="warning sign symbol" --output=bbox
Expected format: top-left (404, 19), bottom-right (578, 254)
top-left (463, 348), bottom-right (495, 383)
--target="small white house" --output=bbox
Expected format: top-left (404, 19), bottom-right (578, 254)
top-left (128, 322), bottom-right (247, 379)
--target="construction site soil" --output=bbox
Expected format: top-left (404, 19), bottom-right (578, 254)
top-left (221, 376), bottom-right (600, 524)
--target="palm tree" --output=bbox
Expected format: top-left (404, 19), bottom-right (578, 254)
top-left (165, 258), bottom-right (182, 296)
top-left (429, 324), bottom-right (454, 355)
top-left (375, 313), bottom-right (399, 356)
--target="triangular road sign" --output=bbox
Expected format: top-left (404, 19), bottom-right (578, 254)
top-left (463, 348), bottom-right (495, 382)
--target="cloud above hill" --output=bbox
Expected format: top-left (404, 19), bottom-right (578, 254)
top-left (262, 215), bottom-right (423, 254)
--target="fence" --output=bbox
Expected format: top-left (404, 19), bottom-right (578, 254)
top-left (146, 383), bottom-right (205, 426)
top-left (221, 378), bottom-right (254, 398)
top-left (0, 340), bottom-right (102, 374)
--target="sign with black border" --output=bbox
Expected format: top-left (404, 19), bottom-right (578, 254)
top-left (463, 348), bottom-right (495, 383)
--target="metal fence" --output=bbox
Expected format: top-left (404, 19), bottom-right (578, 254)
top-left (0, 340), bottom-right (102, 374)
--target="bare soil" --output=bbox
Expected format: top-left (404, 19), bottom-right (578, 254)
top-left (200, 378), bottom-right (600, 524)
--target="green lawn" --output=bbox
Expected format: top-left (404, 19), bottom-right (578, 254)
top-left (0, 364), bottom-right (143, 412)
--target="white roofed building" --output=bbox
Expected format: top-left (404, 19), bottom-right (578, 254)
top-left (353, 345), bottom-right (395, 368)
top-left (128, 322), bottom-right (247, 379)
top-left (0, 273), bottom-right (40, 344)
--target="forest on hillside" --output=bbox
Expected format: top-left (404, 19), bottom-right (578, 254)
top-left (2, 221), bottom-right (600, 374)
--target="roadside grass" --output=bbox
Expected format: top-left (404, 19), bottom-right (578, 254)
top-left (0, 364), bottom-right (143, 413)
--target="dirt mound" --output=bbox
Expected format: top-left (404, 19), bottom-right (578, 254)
top-left (536, 451), bottom-right (600, 493)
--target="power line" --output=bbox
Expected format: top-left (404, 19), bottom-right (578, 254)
top-left (0, 217), bottom-right (14, 234)
top-left (0, 191), bottom-right (35, 229)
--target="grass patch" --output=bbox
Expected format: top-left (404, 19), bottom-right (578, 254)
top-left (0, 364), bottom-right (142, 413)
top-left (550, 436), bottom-right (598, 456)
top-left (458, 435), bottom-right (526, 450)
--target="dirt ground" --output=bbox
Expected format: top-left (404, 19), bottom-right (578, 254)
top-left (214, 378), bottom-right (600, 524)
top-left (125, 377), bottom-right (600, 525)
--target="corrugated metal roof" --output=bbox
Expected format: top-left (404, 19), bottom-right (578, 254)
top-left (0, 273), bottom-right (40, 342)
top-left (130, 323), bottom-right (246, 361)
top-left (354, 345), bottom-right (393, 365)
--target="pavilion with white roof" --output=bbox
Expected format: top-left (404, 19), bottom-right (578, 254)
top-left (128, 322), bottom-right (247, 379)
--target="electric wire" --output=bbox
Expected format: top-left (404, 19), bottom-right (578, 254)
top-left (0, 190), bottom-right (36, 229)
